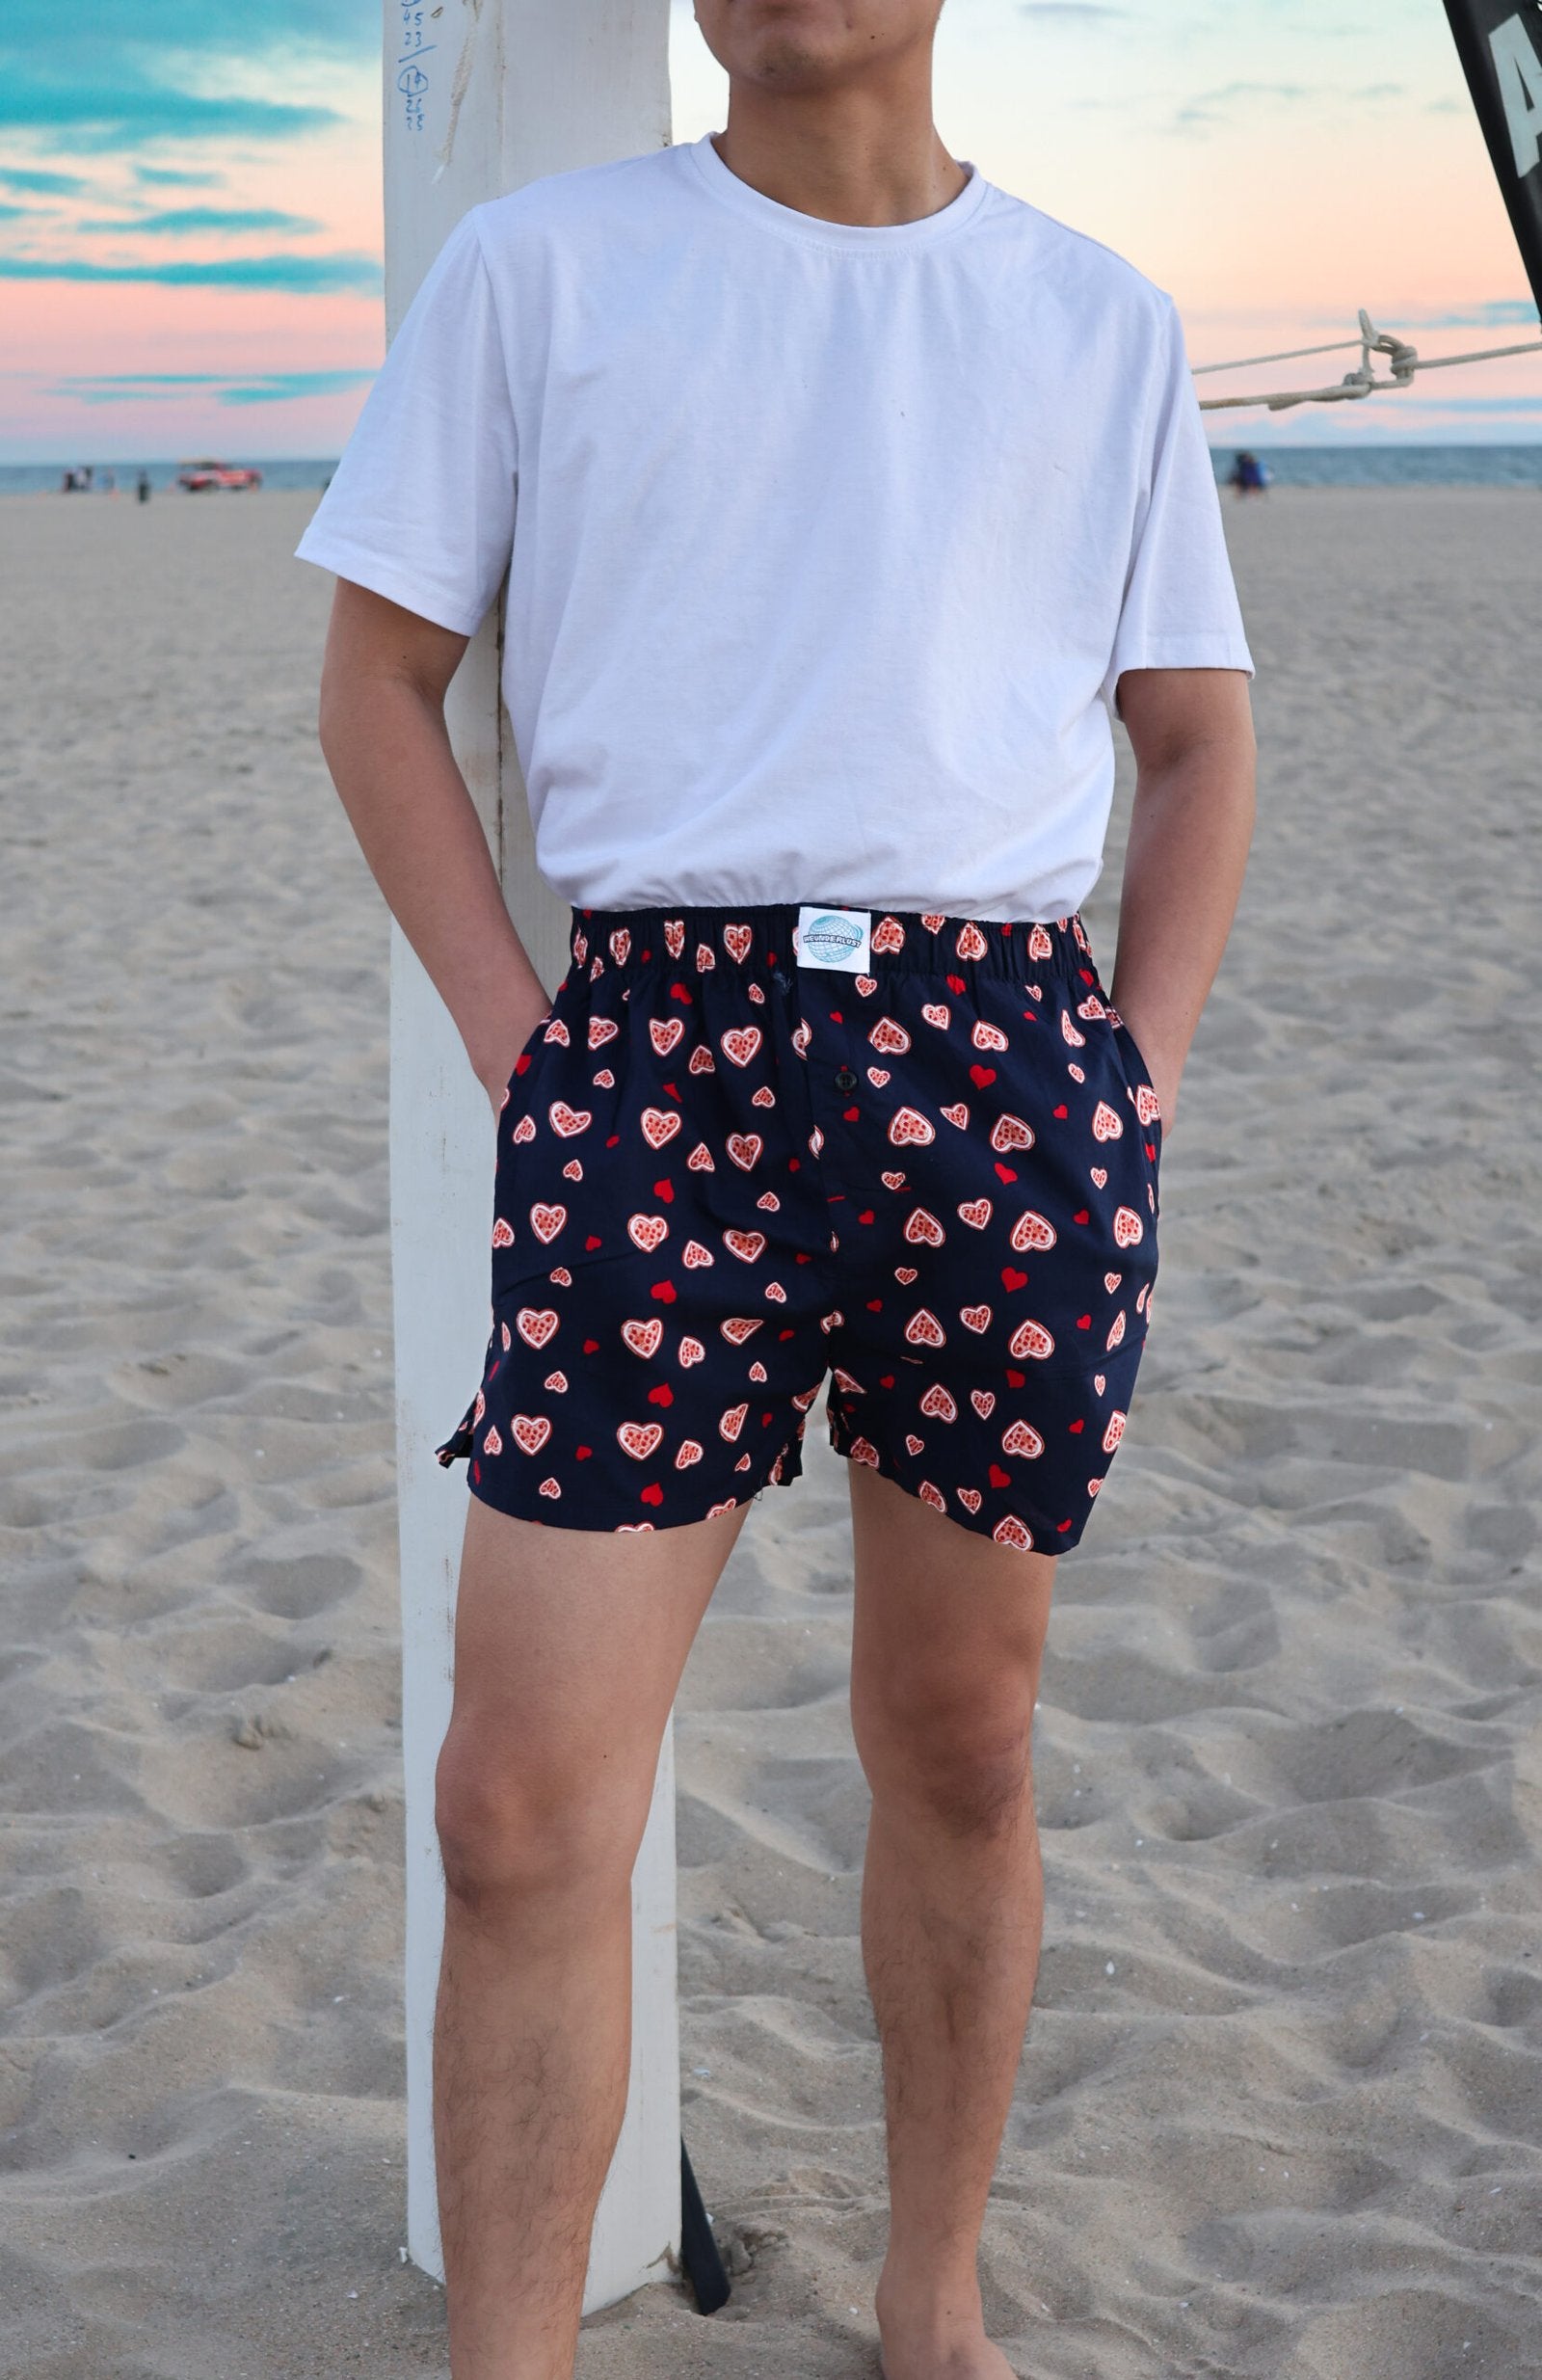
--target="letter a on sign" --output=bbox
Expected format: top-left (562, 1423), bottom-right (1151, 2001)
top-left (1443, 1), bottom-right (1542, 314)
top-left (1492, 12), bottom-right (1542, 172)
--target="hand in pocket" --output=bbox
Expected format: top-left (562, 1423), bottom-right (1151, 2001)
top-left (479, 996), bottom-right (555, 1120)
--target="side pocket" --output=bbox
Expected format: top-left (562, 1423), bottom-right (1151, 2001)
top-left (497, 976), bottom-right (571, 1137)
top-left (1107, 1016), bottom-right (1163, 1187)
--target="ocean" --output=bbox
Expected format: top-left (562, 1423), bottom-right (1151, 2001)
top-left (2, 447), bottom-right (1540, 495)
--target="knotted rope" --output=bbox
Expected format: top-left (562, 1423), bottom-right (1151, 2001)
top-left (1193, 308), bottom-right (1542, 411)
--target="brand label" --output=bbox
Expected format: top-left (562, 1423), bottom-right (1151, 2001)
top-left (795, 905), bottom-right (872, 975)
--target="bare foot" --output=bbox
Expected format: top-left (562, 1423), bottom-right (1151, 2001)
top-left (875, 2270), bottom-right (1021, 2380)
top-left (877, 2345), bottom-right (1018, 2380)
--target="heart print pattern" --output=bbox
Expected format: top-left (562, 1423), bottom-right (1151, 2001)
top-left (436, 904), bottom-right (1160, 1552)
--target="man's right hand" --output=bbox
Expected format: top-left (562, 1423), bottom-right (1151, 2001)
top-left (475, 994), bottom-right (553, 1119)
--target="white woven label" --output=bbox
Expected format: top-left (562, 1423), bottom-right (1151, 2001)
top-left (795, 905), bottom-right (871, 974)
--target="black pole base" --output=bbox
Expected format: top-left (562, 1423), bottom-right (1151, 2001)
top-left (679, 2135), bottom-right (731, 2313)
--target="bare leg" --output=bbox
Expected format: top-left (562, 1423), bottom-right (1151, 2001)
top-left (847, 1463), bottom-right (1055, 2380)
top-left (432, 1492), bottom-right (751, 2380)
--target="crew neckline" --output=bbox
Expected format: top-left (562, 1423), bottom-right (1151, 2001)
top-left (686, 129), bottom-right (993, 253)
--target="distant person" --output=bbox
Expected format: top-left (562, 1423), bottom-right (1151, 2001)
top-left (136, 468), bottom-right (151, 505)
top-left (298, 4), bottom-right (1257, 2373)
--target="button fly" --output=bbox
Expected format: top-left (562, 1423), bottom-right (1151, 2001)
top-left (834, 1065), bottom-right (859, 1093)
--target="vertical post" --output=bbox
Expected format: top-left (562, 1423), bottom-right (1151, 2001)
top-left (383, 0), bottom-right (678, 2310)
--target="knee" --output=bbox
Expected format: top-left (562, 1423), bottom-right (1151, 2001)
top-left (852, 1680), bottom-right (1038, 1839)
top-left (434, 1725), bottom-right (649, 1912)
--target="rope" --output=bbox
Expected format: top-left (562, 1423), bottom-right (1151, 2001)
top-left (1191, 335), bottom-right (1378, 375)
top-left (1193, 307), bottom-right (1542, 413)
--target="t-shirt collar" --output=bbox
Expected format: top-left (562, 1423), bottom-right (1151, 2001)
top-left (686, 128), bottom-right (992, 253)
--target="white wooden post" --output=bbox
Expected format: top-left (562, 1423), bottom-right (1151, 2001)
top-left (384, 0), bottom-right (679, 2309)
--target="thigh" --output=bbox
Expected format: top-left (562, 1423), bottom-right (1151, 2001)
top-left (846, 1459), bottom-right (1055, 1750)
top-left (439, 1494), bottom-right (751, 1851)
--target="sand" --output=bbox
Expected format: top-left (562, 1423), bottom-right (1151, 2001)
top-left (1, 482), bottom-right (1538, 2379)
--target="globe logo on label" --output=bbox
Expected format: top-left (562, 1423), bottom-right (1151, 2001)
top-left (803, 913), bottom-right (864, 967)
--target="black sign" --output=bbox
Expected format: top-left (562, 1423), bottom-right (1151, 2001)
top-left (1443, 0), bottom-right (1542, 317)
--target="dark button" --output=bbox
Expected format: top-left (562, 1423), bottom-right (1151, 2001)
top-left (834, 1064), bottom-right (859, 1093)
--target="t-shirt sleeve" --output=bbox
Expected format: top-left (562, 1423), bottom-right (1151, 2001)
top-left (1100, 295), bottom-right (1255, 721)
top-left (293, 206), bottom-right (518, 636)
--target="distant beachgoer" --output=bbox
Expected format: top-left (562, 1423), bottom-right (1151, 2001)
top-left (137, 469), bottom-right (151, 505)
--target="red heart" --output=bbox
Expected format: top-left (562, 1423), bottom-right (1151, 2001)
top-left (640, 1483), bottom-right (665, 1507)
top-left (1005, 1368), bottom-right (1025, 1387)
top-left (576, 1445), bottom-right (593, 1459)
top-left (1052, 1105), bottom-right (1069, 1120)
top-left (655, 1179), bottom-right (674, 1201)
top-left (1001, 1267), bottom-right (1028, 1291)
top-left (514, 1052), bottom-right (532, 1076)
top-left (830, 1010), bottom-right (843, 1024)
top-left (988, 1462), bottom-right (1012, 1488)
top-left (969, 1064), bottom-right (997, 1088)
top-left (1057, 1518), bottom-right (1073, 1533)
top-left (945, 974), bottom-right (966, 994)
top-left (1074, 1209), bottom-right (1090, 1225)
top-left (670, 983), bottom-right (693, 1004)
top-left (866, 1299), bottom-right (883, 1312)
top-left (859, 1210), bottom-right (874, 1224)
top-left (843, 1107), bottom-right (860, 1122)
top-left (651, 1280), bottom-right (677, 1303)
top-left (583, 1339), bottom-right (599, 1353)
top-left (994, 1163), bottom-right (1018, 1184)
top-left (586, 1234), bottom-right (602, 1250)
top-left (1069, 1419), bottom-right (1084, 1433)
top-left (880, 1375), bottom-right (895, 1388)
top-left (606, 1134), bottom-right (620, 1147)
top-left (648, 1384), bottom-right (674, 1405)
top-left (1146, 1141), bottom-right (1157, 1160)
top-left (1077, 1314), bottom-right (1092, 1330)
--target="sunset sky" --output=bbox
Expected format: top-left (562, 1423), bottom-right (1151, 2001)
top-left (3, 0), bottom-right (1540, 461)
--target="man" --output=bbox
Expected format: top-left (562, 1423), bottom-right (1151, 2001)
top-left (296, 2), bottom-right (1256, 2372)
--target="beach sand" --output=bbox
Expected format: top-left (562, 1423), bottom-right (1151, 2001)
top-left (1, 483), bottom-right (1538, 2378)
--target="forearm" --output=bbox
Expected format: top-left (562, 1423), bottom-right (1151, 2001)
top-left (1107, 731), bottom-right (1256, 1128)
top-left (318, 669), bottom-right (548, 1095)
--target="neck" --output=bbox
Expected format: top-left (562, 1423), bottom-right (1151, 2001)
top-left (713, 75), bottom-right (966, 228)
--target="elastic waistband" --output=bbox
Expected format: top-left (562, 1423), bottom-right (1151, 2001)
top-left (569, 904), bottom-right (1096, 987)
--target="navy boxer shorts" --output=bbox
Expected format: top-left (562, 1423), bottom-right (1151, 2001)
top-left (436, 904), bottom-right (1162, 1553)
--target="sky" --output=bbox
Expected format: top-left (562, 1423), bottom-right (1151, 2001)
top-left (2, 0), bottom-right (1539, 461)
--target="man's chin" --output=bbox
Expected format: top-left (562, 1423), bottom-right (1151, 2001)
top-left (737, 36), bottom-right (844, 87)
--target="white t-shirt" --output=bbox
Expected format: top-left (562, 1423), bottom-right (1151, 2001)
top-left (295, 132), bottom-right (1254, 922)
